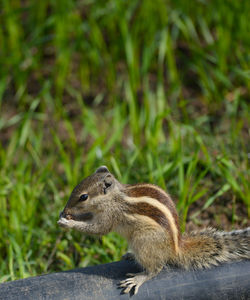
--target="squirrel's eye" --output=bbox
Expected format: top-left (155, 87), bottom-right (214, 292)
top-left (79, 194), bottom-right (88, 202)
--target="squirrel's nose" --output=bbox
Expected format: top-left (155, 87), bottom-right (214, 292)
top-left (59, 211), bottom-right (65, 219)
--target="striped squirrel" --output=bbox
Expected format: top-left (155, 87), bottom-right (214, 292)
top-left (58, 166), bottom-right (250, 295)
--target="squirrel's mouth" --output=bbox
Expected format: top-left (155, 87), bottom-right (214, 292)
top-left (71, 212), bottom-right (93, 221)
top-left (60, 211), bottom-right (93, 221)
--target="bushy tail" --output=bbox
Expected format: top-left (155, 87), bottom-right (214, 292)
top-left (179, 227), bottom-right (250, 269)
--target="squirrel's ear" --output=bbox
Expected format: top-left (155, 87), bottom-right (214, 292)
top-left (103, 174), bottom-right (113, 194)
top-left (95, 166), bottom-right (109, 173)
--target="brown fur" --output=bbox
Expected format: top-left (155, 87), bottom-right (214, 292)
top-left (124, 201), bottom-right (175, 247)
top-left (125, 184), bottom-right (180, 237)
top-left (125, 201), bottom-right (171, 231)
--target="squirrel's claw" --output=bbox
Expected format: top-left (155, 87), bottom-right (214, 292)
top-left (118, 272), bottom-right (150, 295)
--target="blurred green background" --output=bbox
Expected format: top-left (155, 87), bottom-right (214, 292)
top-left (0, 0), bottom-right (249, 282)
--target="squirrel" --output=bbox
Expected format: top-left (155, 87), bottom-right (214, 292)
top-left (58, 166), bottom-right (250, 295)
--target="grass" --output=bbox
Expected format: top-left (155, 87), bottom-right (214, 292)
top-left (0, 0), bottom-right (249, 282)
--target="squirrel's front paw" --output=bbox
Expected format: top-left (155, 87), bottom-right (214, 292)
top-left (57, 217), bottom-right (70, 227)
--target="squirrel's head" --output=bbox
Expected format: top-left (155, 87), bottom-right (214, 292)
top-left (58, 166), bottom-right (121, 224)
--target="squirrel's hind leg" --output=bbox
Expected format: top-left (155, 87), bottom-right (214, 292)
top-left (118, 272), bottom-right (153, 295)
